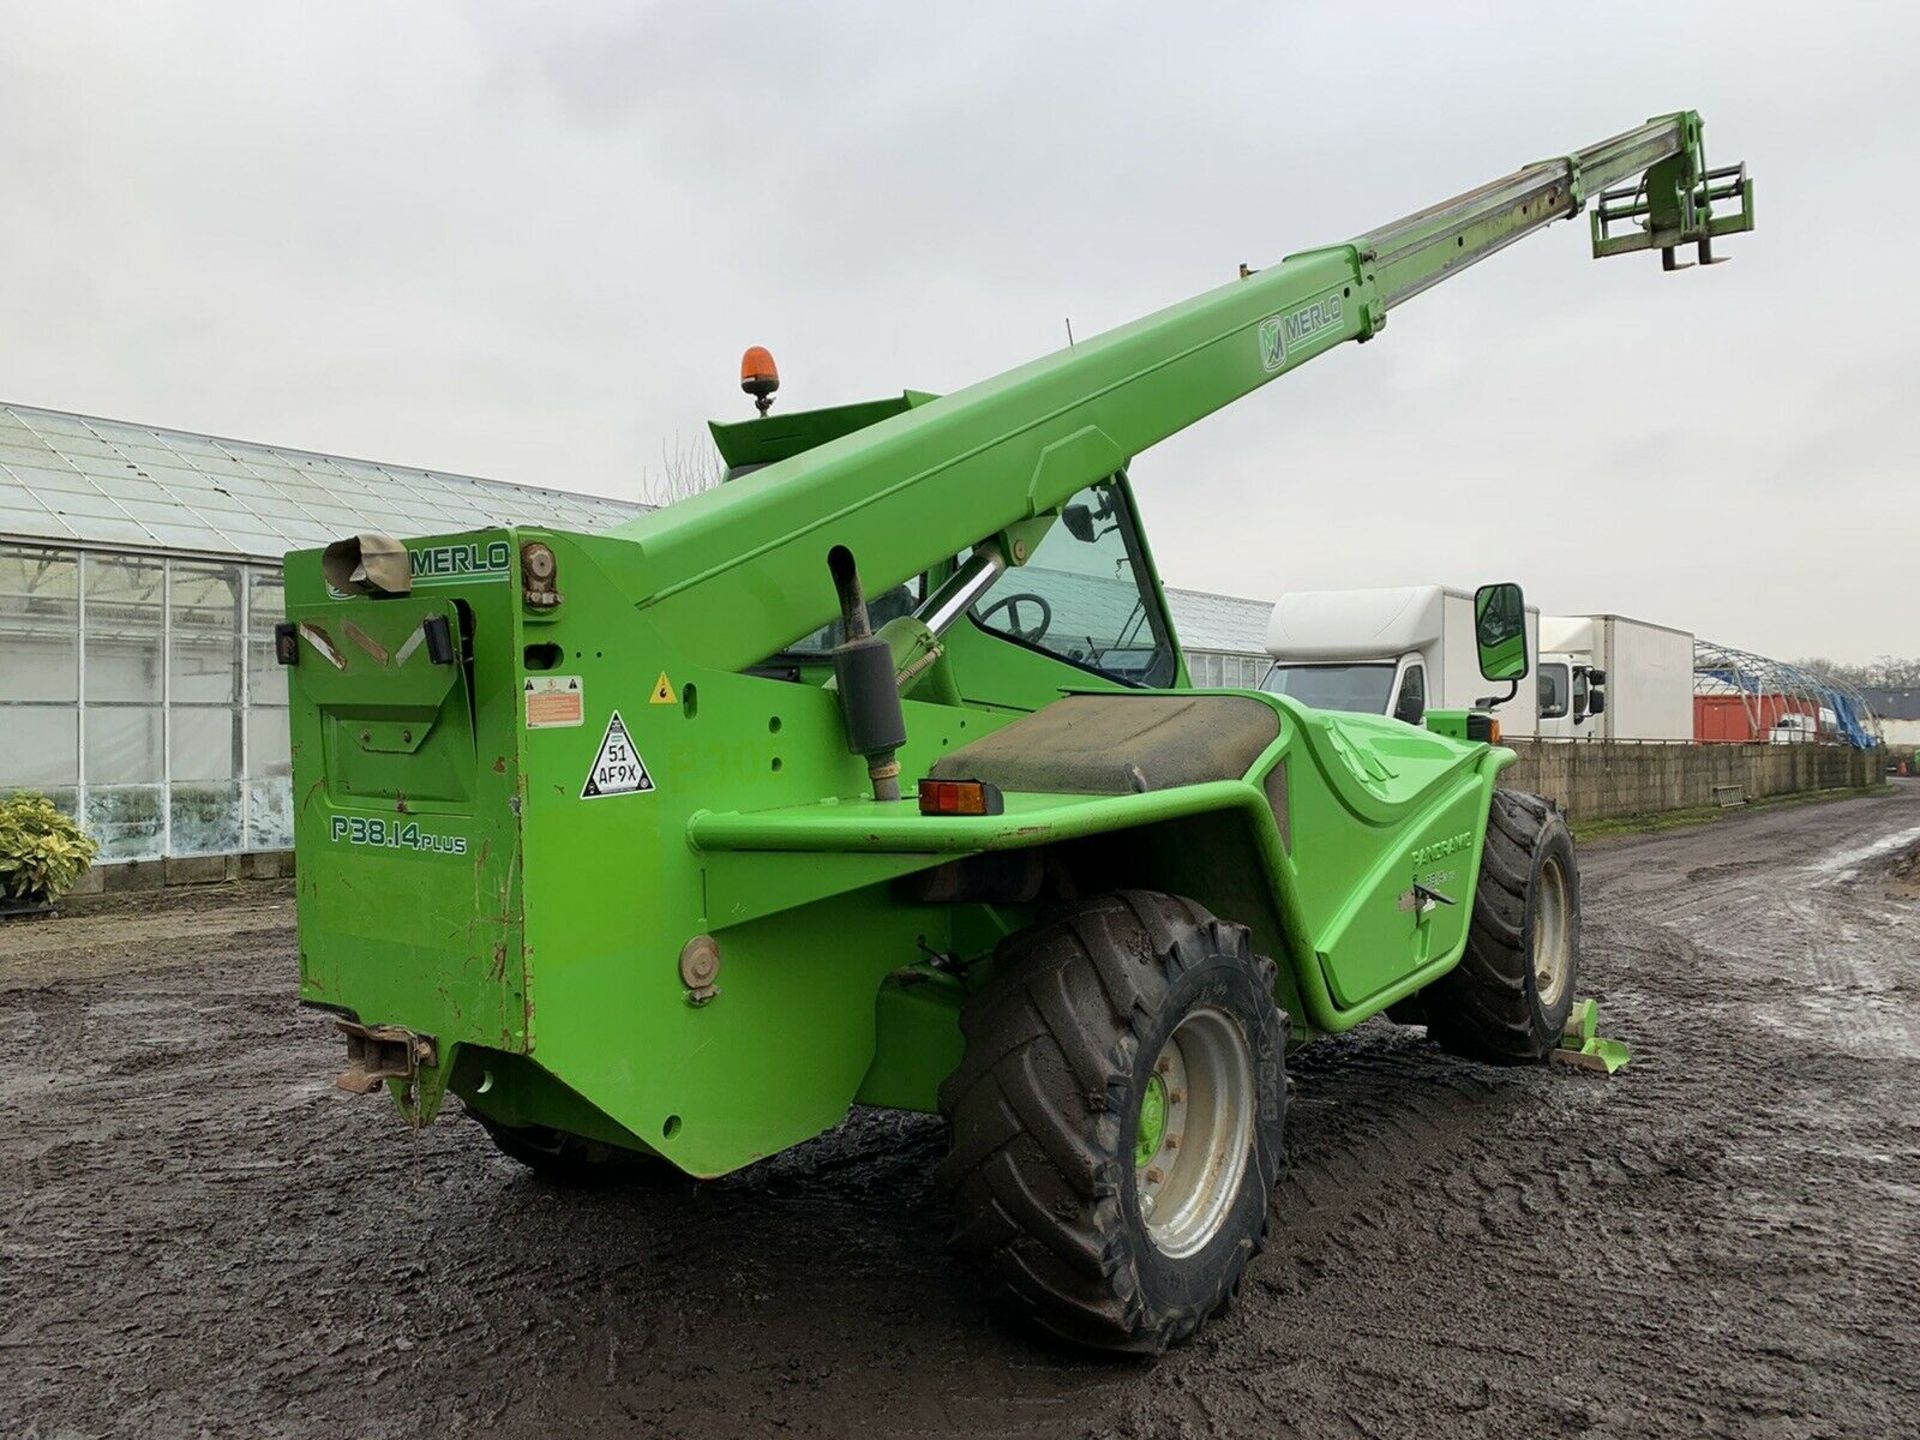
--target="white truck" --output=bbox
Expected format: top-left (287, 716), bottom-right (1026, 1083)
top-left (1536, 613), bottom-right (1695, 741)
top-left (1260, 585), bottom-right (1541, 736)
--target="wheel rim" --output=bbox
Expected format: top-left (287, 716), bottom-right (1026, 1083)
top-left (1532, 854), bottom-right (1573, 1010)
top-left (1134, 1006), bottom-right (1256, 1260)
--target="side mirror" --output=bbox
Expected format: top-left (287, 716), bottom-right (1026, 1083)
top-left (1061, 504), bottom-right (1097, 544)
top-left (1588, 689), bottom-right (1606, 716)
top-left (1473, 582), bottom-right (1529, 683)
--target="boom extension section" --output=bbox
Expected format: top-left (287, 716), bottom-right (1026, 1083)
top-left (1360, 112), bottom-right (1754, 305)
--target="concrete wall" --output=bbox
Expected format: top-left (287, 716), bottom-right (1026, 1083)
top-left (1499, 741), bottom-right (1883, 821)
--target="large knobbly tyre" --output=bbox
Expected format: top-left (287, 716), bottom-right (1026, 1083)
top-left (469, 1112), bottom-right (660, 1186)
top-left (937, 891), bottom-right (1288, 1354)
top-left (1425, 789), bottom-right (1579, 1063)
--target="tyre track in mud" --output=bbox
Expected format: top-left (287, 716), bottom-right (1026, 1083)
top-left (3, 784), bottom-right (1917, 1438)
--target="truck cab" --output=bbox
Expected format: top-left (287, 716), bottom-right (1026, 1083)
top-left (1259, 584), bottom-right (1540, 735)
top-left (1537, 614), bottom-right (1695, 742)
top-left (1536, 644), bottom-right (1600, 739)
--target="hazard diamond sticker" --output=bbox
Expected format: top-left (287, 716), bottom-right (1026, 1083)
top-left (580, 710), bottom-right (655, 799)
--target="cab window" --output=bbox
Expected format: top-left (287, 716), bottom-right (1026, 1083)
top-left (1392, 663), bottom-right (1426, 725)
top-left (1262, 662), bottom-right (1396, 714)
top-left (776, 581), bottom-right (921, 661)
top-left (1538, 662), bottom-right (1570, 719)
top-left (969, 480), bottom-right (1176, 688)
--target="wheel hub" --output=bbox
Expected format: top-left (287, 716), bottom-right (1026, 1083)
top-left (1532, 854), bottom-right (1573, 1009)
top-left (1133, 1006), bottom-right (1255, 1260)
top-left (1135, 1072), bottom-right (1169, 1168)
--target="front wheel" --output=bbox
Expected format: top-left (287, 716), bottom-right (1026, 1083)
top-left (1424, 789), bottom-right (1580, 1062)
top-left (937, 891), bottom-right (1287, 1353)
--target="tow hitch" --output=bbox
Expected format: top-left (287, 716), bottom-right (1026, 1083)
top-left (334, 1020), bottom-right (437, 1096)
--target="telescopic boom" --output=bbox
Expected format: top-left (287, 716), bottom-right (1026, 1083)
top-left (612, 112), bottom-right (1752, 673)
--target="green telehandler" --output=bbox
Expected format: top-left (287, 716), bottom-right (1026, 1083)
top-left (284, 113), bottom-right (1752, 1351)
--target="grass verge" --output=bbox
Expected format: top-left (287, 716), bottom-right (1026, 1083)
top-left (1569, 782), bottom-right (1890, 842)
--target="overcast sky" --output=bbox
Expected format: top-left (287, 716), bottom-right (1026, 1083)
top-left (2, 3), bottom-right (1914, 661)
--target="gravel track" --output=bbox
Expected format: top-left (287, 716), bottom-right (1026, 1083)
top-left (4, 782), bottom-right (1917, 1439)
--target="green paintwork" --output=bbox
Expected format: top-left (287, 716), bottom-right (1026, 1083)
top-left (1556, 997), bottom-right (1633, 1075)
top-left (709, 391), bottom-right (940, 473)
top-left (286, 113), bottom-right (1744, 1177)
top-left (1137, 1073), bottom-right (1169, 1168)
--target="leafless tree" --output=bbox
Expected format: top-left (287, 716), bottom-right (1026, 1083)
top-left (638, 433), bottom-right (725, 508)
top-left (1798, 656), bottom-right (1920, 688)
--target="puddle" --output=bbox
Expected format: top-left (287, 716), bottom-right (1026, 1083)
top-left (1805, 823), bottom-right (1920, 882)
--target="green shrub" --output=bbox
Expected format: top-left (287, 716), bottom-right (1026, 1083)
top-left (0, 792), bottom-right (100, 904)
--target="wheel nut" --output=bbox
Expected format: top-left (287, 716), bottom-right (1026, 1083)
top-left (1169, 1089), bottom-right (1186, 1104)
top-left (1145, 1166), bottom-right (1166, 1184)
top-left (1165, 1134), bottom-right (1180, 1150)
top-left (1157, 1057), bottom-right (1173, 1075)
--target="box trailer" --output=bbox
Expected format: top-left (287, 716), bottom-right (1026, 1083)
top-left (1537, 614), bottom-right (1695, 741)
top-left (1261, 585), bottom-right (1541, 736)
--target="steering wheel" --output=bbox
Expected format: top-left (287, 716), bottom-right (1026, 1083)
top-left (977, 592), bottom-right (1054, 645)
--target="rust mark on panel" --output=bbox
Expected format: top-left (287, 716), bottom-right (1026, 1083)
top-left (342, 619), bottom-right (390, 667)
top-left (297, 622), bottom-right (346, 671)
top-left (493, 755), bottom-right (508, 774)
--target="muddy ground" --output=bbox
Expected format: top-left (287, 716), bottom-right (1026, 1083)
top-left (4, 783), bottom-right (1918, 1439)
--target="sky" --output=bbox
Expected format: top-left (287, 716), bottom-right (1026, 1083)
top-left (1, 2), bottom-right (1915, 662)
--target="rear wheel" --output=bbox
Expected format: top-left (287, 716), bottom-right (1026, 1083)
top-left (469, 1112), bottom-right (660, 1185)
top-left (937, 891), bottom-right (1287, 1353)
top-left (1424, 789), bottom-right (1579, 1062)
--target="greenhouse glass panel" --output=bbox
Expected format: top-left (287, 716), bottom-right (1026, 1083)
top-left (170, 705), bottom-right (240, 781)
top-left (246, 778), bottom-right (293, 850)
top-left (0, 545), bottom-right (78, 702)
top-left (86, 705), bottom-right (162, 785)
top-left (170, 782), bottom-right (242, 855)
top-left (83, 554), bottom-right (164, 702)
top-left (246, 706), bottom-right (290, 781)
top-left (39, 489), bottom-right (128, 519)
top-left (0, 706), bottom-right (78, 787)
top-left (85, 785), bottom-right (164, 861)
top-left (246, 567), bottom-right (287, 706)
top-left (169, 562), bottom-right (242, 704)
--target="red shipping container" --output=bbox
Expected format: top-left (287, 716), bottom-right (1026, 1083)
top-left (1693, 693), bottom-right (1817, 742)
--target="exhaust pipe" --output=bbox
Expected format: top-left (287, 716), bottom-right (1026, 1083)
top-left (827, 546), bottom-right (908, 802)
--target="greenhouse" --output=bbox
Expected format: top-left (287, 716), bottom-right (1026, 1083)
top-left (0, 402), bottom-right (636, 865)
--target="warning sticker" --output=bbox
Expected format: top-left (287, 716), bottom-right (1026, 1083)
top-left (581, 710), bottom-right (655, 799)
top-left (524, 675), bottom-right (585, 729)
top-left (650, 671), bottom-right (677, 705)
